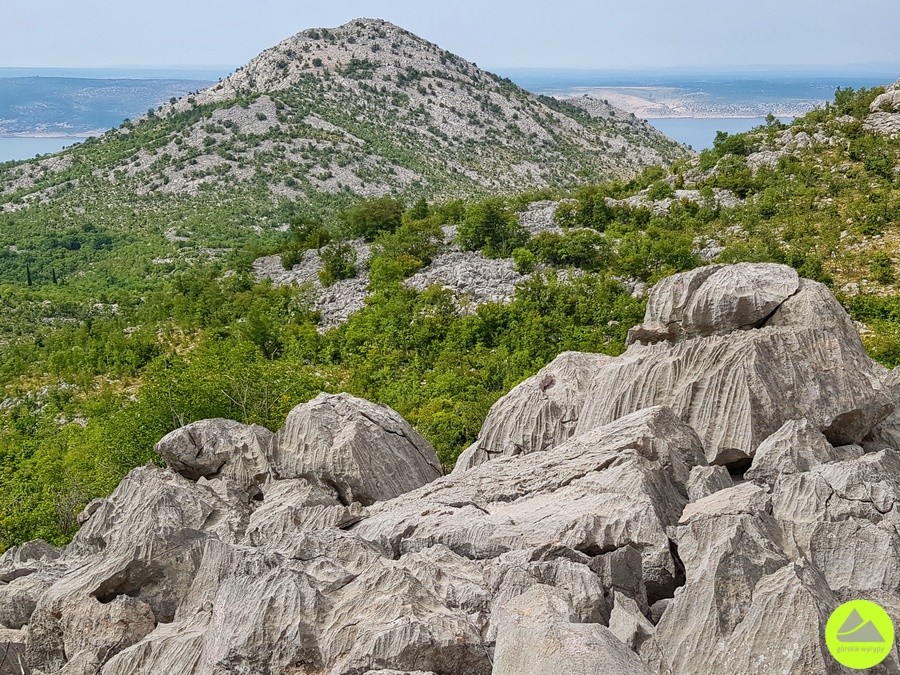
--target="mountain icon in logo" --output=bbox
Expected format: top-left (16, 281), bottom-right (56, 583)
top-left (836, 609), bottom-right (887, 643)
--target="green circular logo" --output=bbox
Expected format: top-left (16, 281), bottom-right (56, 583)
top-left (826, 600), bottom-right (895, 669)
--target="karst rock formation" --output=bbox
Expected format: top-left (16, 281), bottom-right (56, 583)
top-left (3, 263), bottom-right (900, 674)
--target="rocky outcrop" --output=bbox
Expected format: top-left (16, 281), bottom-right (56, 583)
top-left (357, 406), bottom-right (704, 604)
top-left (454, 351), bottom-right (616, 471)
top-left (404, 251), bottom-right (524, 310)
top-left (154, 418), bottom-right (273, 496)
top-left (268, 393), bottom-right (442, 505)
top-left (744, 419), bottom-right (862, 484)
top-left (492, 586), bottom-right (652, 675)
top-left (8, 262), bottom-right (900, 674)
top-left (626, 262), bottom-right (800, 345)
top-left (866, 78), bottom-right (900, 135)
top-left (579, 273), bottom-right (891, 466)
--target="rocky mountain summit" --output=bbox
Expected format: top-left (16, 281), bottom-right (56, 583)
top-left (0, 19), bottom-right (687, 211)
top-left (3, 262), bottom-right (900, 674)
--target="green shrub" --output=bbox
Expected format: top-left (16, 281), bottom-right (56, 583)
top-left (347, 196), bottom-right (405, 240)
top-left (512, 247), bottom-right (536, 273)
top-left (318, 240), bottom-right (357, 286)
top-left (870, 252), bottom-right (895, 285)
top-left (457, 198), bottom-right (528, 257)
top-left (647, 180), bottom-right (676, 201)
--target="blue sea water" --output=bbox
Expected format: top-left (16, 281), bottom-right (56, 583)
top-left (496, 68), bottom-right (894, 149)
top-left (0, 137), bottom-right (89, 163)
top-left (648, 117), bottom-right (793, 150)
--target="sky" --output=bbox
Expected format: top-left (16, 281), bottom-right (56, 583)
top-left (3, 0), bottom-right (900, 72)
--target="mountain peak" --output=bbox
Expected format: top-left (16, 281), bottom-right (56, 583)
top-left (98, 19), bottom-right (687, 199)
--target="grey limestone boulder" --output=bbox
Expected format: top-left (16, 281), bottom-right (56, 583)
top-left (608, 591), bottom-right (670, 674)
top-left (25, 465), bottom-right (249, 673)
top-left (685, 465), bottom-right (733, 502)
top-left (579, 322), bottom-right (891, 466)
top-left (0, 628), bottom-right (28, 675)
top-left (627, 263), bottom-right (799, 345)
top-left (153, 418), bottom-right (273, 496)
top-left (268, 393), bottom-right (442, 505)
top-left (492, 585), bottom-right (653, 675)
top-left (354, 406), bottom-right (702, 604)
top-left (0, 540), bottom-right (60, 584)
top-left (745, 418), bottom-right (863, 483)
top-left (454, 351), bottom-right (616, 472)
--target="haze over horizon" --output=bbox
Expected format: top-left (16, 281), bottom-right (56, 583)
top-left (4, 0), bottom-right (900, 72)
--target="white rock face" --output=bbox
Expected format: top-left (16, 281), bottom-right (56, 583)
top-left (744, 418), bottom-right (863, 483)
top-left (492, 585), bottom-right (653, 675)
top-left (154, 418), bottom-right (273, 495)
top-left (9, 262), bottom-right (900, 675)
top-left (454, 351), bottom-right (616, 471)
top-left (268, 393), bottom-right (443, 505)
top-left (580, 270), bottom-right (891, 465)
top-left (404, 251), bottom-right (524, 309)
top-left (627, 262), bottom-right (800, 344)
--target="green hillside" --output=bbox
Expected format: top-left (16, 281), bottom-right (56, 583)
top-left (1, 30), bottom-right (899, 549)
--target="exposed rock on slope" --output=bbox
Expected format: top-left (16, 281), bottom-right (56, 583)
top-left (154, 418), bottom-right (273, 496)
top-left (866, 77), bottom-right (900, 135)
top-left (6, 262), bottom-right (900, 674)
top-left (0, 18), bottom-right (687, 206)
top-left (268, 392), bottom-right (443, 505)
top-left (454, 351), bottom-right (616, 471)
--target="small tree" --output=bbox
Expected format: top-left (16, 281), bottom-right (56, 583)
top-left (457, 198), bottom-right (527, 257)
top-left (346, 197), bottom-right (405, 240)
top-left (318, 240), bottom-right (357, 286)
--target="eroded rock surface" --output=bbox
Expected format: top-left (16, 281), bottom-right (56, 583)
top-left (154, 418), bottom-right (273, 496)
top-left (268, 393), bottom-right (442, 505)
top-left (8, 262), bottom-right (900, 675)
top-left (454, 351), bottom-right (616, 471)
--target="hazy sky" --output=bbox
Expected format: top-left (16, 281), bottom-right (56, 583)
top-left (3, 0), bottom-right (900, 71)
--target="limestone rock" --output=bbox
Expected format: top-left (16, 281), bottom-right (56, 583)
top-left (404, 251), bottom-right (524, 310)
top-left (863, 365), bottom-right (900, 452)
top-left (355, 407), bottom-right (699, 604)
top-left (579, 324), bottom-right (892, 466)
top-left (0, 540), bottom-right (60, 584)
top-left (454, 351), bottom-right (616, 472)
top-left (685, 465), bottom-right (733, 502)
top-left (593, 267), bottom-right (891, 466)
top-left (656, 509), bottom-right (788, 672)
top-left (243, 478), bottom-right (366, 547)
top-left (589, 544), bottom-right (649, 615)
top-left (0, 628), bottom-right (28, 675)
top-left (678, 482), bottom-right (771, 525)
top-left (484, 545), bottom-right (609, 640)
top-left (712, 559), bottom-right (899, 674)
top-left (492, 585), bottom-right (653, 675)
top-left (103, 535), bottom-right (492, 675)
top-left (12, 262), bottom-right (900, 675)
top-left (773, 449), bottom-right (900, 575)
top-left (627, 263), bottom-right (799, 345)
top-left (745, 418), bottom-right (863, 483)
top-left (268, 393), bottom-right (442, 506)
top-left (153, 418), bottom-right (272, 496)
top-left (649, 598), bottom-right (672, 625)
top-left (25, 465), bottom-right (248, 673)
top-left (609, 591), bottom-right (670, 674)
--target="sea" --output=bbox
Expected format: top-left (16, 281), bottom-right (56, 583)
top-left (497, 68), bottom-right (896, 150)
top-left (0, 136), bottom-right (89, 163)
